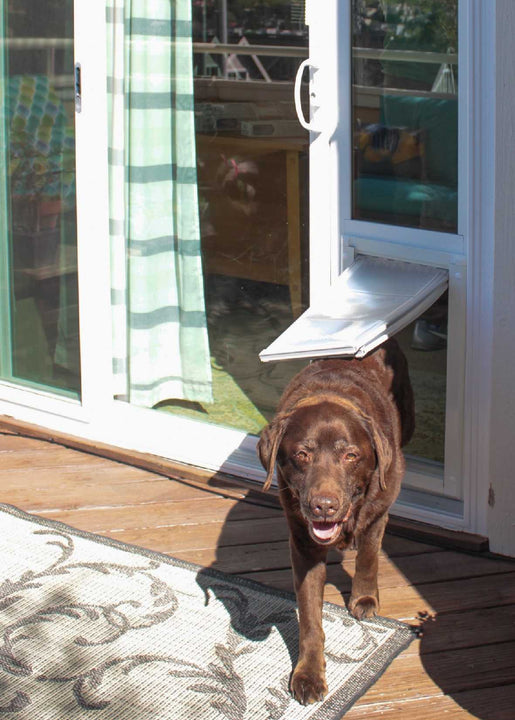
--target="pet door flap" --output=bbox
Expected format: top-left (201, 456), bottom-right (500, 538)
top-left (259, 255), bottom-right (448, 362)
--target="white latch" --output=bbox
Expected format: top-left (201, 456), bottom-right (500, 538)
top-left (294, 60), bottom-right (324, 133)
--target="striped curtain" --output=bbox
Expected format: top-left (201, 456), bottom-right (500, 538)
top-left (107, 0), bottom-right (212, 407)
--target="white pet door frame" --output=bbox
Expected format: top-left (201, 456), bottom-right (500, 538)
top-left (260, 254), bottom-right (448, 362)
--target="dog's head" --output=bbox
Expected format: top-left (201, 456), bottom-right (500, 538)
top-left (258, 396), bottom-right (392, 546)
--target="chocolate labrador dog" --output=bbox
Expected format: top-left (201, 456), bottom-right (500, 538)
top-left (257, 338), bottom-right (414, 705)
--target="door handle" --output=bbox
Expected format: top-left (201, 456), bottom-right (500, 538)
top-left (74, 62), bottom-right (82, 113)
top-left (294, 58), bottom-right (321, 132)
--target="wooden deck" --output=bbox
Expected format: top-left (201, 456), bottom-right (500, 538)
top-left (1, 429), bottom-right (514, 719)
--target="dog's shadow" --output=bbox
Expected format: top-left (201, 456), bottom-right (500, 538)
top-left (193, 485), bottom-right (364, 694)
top-left (195, 566), bottom-right (299, 674)
top-left (194, 488), bottom-right (302, 675)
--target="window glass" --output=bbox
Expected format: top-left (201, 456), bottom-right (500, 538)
top-left (396, 296), bottom-right (447, 464)
top-left (351, 0), bottom-right (458, 234)
top-left (187, 0), bottom-right (310, 433)
top-left (0, 0), bottom-right (79, 396)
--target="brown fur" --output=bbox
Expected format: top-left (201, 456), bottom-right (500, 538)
top-left (257, 338), bottom-right (414, 705)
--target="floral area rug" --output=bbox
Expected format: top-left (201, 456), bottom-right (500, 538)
top-left (0, 504), bottom-right (414, 719)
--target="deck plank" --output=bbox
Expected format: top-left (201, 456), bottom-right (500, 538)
top-left (0, 430), bottom-right (514, 720)
top-left (350, 640), bottom-right (515, 702)
top-left (347, 683), bottom-right (515, 719)
top-left (37, 496), bottom-right (283, 531)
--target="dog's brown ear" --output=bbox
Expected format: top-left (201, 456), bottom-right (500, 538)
top-left (257, 416), bottom-right (288, 492)
top-left (370, 420), bottom-right (393, 492)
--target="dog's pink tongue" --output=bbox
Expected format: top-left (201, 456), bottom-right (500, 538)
top-left (311, 521), bottom-right (340, 541)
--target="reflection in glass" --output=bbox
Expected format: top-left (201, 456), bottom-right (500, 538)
top-left (352, 0), bottom-right (458, 233)
top-left (0, 0), bottom-right (79, 396)
top-left (157, 1), bottom-right (310, 434)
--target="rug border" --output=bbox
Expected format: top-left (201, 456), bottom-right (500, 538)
top-left (0, 502), bottom-right (416, 719)
top-left (311, 627), bottom-right (414, 719)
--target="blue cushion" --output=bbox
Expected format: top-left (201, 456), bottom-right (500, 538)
top-left (354, 176), bottom-right (457, 225)
top-left (354, 95), bottom-right (458, 225)
top-left (380, 95), bottom-right (458, 186)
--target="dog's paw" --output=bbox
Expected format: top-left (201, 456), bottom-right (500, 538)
top-left (349, 594), bottom-right (378, 620)
top-left (290, 669), bottom-right (328, 705)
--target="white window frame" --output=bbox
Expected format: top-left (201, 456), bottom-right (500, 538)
top-left (0, 0), bottom-right (495, 539)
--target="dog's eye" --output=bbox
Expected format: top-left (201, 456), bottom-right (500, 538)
top-left (294, 450), bottom-right (310, 463)
top-left (344, 451), bottom-right (358, 462)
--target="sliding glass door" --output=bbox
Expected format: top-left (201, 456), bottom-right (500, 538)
top-left (340, 0), bottom-right (465, 510)
top-left (0, 0), bottom-right (489, 537)
top-left (0, 0), bottom-right (79, 397)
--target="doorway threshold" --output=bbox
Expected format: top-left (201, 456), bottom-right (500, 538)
top-left (396, 484), bottom-right (464, 523)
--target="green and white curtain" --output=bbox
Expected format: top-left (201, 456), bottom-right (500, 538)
top-left (107, 0), bottom-right (212, 407)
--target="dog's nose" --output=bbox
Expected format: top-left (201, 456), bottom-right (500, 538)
top-left (310, 495), bottom-right (340, 519)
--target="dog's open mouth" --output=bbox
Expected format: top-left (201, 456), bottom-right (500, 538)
top-left (310, 521), bottom-right (342, 544)
top-left (309, 505), bottom-right (353, 544)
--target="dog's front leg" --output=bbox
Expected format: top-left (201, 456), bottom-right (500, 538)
top-left (289, 535), bottom-right (328, 705)
top-left (349, 513), bottom-right (388, 619)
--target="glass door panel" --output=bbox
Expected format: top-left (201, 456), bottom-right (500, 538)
top-left (190, 0), bottom-right (310, 433)
top-left (352, 0), bottom-right (458, 233)
top-left (395, 298), bottom-right (447, 465)
top-left (109, 0), bottom-right (309, 436)
top-left (349, 0), bottom-right (458, 470)
top-left (0, 0), bottom-right (79, 397)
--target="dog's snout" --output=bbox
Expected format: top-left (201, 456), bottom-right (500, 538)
top-left (310, 494), bottom-right (340, 519)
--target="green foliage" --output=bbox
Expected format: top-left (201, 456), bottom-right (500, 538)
top-left (381, 1), bottom-right (458, 52)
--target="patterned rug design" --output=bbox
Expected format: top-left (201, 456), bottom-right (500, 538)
top-left (0, 504), bottom-right (414, 719)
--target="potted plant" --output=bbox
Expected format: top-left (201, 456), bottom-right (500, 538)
top-left (9, 125), bottom-right (64, 269)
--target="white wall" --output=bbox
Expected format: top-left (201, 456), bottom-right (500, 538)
top-left (487, 0), bottom-right (515, 556)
